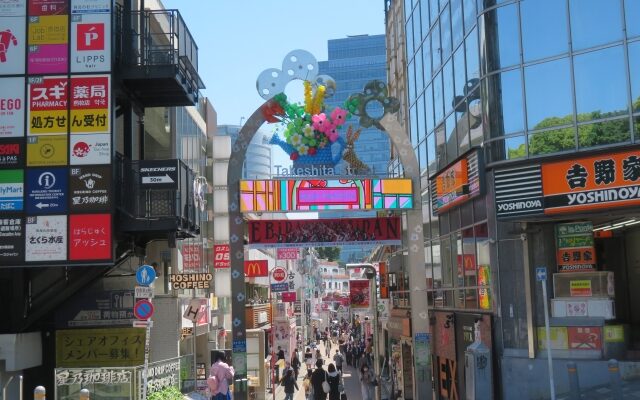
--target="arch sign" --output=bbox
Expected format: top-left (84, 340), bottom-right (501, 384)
top-left (226, 50), bottom-right (431, 400)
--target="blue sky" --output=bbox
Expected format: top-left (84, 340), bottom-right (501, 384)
top-left (161, 0), bottom-right (386, 126)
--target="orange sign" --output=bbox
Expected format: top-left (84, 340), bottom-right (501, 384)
top-left (378, 262), bottom-right (389, 299)
top-left (542, 149), bottom-right (640, 214)
top-left (435, 158), bottom-right (469, 212)
top-left (244, 260), bottom-right (268, 277)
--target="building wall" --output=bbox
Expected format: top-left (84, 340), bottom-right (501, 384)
top-left (217, 125), bottom-right (272, 179)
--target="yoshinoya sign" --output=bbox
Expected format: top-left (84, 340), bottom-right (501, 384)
top-left (494, 165), bottom-right (544, 218)
top-left (430, 149), bottom-right (483, 215)
top-left (139, 160), bottom-right (178, 188)
top-left (555, 222), bottom-right (596, 272)
top-left (168, 273), bottom-right (212, 289)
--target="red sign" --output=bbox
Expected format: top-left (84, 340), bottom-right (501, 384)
top-left (349, 280), bottom-right (370, 308)
top-left (213, 244), bottom-right (230, 268)
top-left (29, 0), bottom-right (68, 15)
top-left (567, 326), bottom-right (602, 350)
top-left (277, 248), bottom-right (299, 260)
top-left (244, 260), bottom-right (268, 277)
top-left (70, 75), bottom-right (109, 133)
top-left (378, 262), bottom-right (389, 299)
top-left (272, 267), bottom-right (287, 282)
top-left (133, 299), bottom-right (154, 321)
top-left (69, 214), bottom-right (111, 260)
top-left (248, 216), bottom-right (402, 247)
top-left (181, 244), bottom-right (201, 271)
top-left (76, 23), bottom-right (105, 51)
top-left (281, 292), bottom-right (297, 302)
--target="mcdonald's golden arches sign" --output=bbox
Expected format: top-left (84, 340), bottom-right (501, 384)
top-left (244, 260), bottom-right (268, 277)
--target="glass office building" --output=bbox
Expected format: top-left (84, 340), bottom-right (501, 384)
top-left (396, 0), bottom-right (640, 398)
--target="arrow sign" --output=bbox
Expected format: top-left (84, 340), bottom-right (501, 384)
top-left (35, 202), bottom-right (51, 209)
top-left (141, 174), bottom-right (174, 184)
top-left (536, 267), bottom-right (547, 282)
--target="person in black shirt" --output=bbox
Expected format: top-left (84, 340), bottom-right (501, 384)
top-left (310, 359), bottom-right (328, 400)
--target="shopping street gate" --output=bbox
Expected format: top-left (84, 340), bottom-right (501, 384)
top-left (227, 50), bottom-right (431, 400)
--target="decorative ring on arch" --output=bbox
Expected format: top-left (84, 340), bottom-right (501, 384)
top-left (346, 80), bottom-right (400, 128)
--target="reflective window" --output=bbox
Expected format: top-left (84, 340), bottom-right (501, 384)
top-left (423, 38), bottom-right (433, 82)
top-left (628, 41), bottom-right (640, 112)
top-left (406, 16), bottom-right (415, 58)
top-left (488, 69), bottom-right (524, 136)
top-left (465, 27), bottom-right (480, 81)
top-left (521, 0), bottom-right (568, 62)
top-left (468, 88), bottom-right (483, 146)
top-left (432, 21), bottom-right (442, 71)
top-left (430, 0), bottom-right (440, 29)
top-left (419, 138), bottom-right (428, 173)
top-left (635, 116), bottom-right (640, 142)
top-left (421, 0), bottom-right (431, 40)
top-left (443, 60), bottom-right (455, 116)
top-left (528, 127), bottom-right (575, 156)
top-left (453, 46), bottom-right (467, 105)
top-left (415, 46), bottom-right (424, 94)
top-left (452, 0), bottom-right (464, 48)
top-left (457, 111), bottom-right (470, 153)
top-left (446, 113), bottom-right (458, 163)
top-left (417, 94), bottom-right (425, 141)
top-left (425, 83), bottom-right (435, 134)
top-left (414, 8), bottom-right (423, 53)
top-left (435, 122), bottom-right (447, 169)
top-left (408, 60), bottom-right (416, 105)
top-left (427, 131), bottom-right (437, 176)
top-left (404, 0), bottom-right (413, 22)
top-left (574, 46), bottom-right (628, 120)
top-left (505, 135), bottom-right (526, 160)
top-left (578, 118), bottom-right (631, 149)
top-left (441, 5), bottom-right (452, 60)
top-left (525, 58), bottom-right (573, 130)
top-left (570, 0), bottom-right (623, 51)
top-left (487, 4), bottom-right (520, 71)
top-left (463, 0), bottom-right (476, 33)
top-left (410, 103), bottom-right (418, 149)
top-left (626, 0), bottom-right (640, 38)
top-left (434, 71), bottom-right (444, 123)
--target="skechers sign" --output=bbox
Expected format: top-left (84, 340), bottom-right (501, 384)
top-left (495, 150), bottom-right (640, 219)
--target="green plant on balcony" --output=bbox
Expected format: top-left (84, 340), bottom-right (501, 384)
top-left (147, 386), bottom-right (184, 400)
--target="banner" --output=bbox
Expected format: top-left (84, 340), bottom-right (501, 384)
top-left (181, 244), bottom-right (201, 271)
top-left (56, 328), bottom-right (145, 368)
top-left (248, 216), bottom-right (401, 248)
top-left (277, 248), bottom-right (299, 260)
top-left (69, 213), bottom-right (111, 260)
top-left (213, 244), bottom-right (230, 268)
top-left (244, 260), bottom-right (268, 277)
top-left (349, 279), bottom-right (370, 309)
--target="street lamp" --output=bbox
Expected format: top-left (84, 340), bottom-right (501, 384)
top-left (346, 263), bottom-right (380, 400)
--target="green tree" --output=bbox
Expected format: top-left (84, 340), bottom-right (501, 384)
top-left (316, 247), bottom-right (341, 261)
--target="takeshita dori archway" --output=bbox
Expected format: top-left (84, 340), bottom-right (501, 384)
top-left (226, 50), bottom-right (431, 400)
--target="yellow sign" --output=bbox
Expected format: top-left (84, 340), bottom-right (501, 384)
top-left (537, 327), bottom-right (568, 350)
top-left (56, 328), bottom-right (145, 368)
top-left (604, 325), bottom-right (625, 343)
top-left (27, 135), bottom-right (67, 166)
top-left (29, 110), bottom-right (68, 135)
top-left (29, 15), bottom-right (68, 45)
top-left (70, 109), bottom-right (109, 133)
top-left (569, 280), bottom-right (592, 297)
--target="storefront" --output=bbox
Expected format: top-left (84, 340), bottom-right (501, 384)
top-left (387, 312), bottom-right (413, 400)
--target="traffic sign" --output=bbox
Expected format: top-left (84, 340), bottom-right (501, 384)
top-left (136, 265), bottom-right (156, 286)
top-left (133, 320), bottom-right (154, 328)
top-left (536, 267), bottom-right (547, 282)
top-left (134, 299), bottom-right (154, 320)
top-left (135, 286), bottom-right (154, 299)
top-left (272, 267), bottom-right (286, 282)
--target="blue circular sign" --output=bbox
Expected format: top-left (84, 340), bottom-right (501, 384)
top-left (136, 265), bottom-right (156, 286)
top-left (134, 299), bottom-right (154, 320)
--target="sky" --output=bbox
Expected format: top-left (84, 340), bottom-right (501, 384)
top-left (160, 0), bottom-right (386, 126)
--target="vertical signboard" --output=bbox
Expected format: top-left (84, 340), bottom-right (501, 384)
top-left (25, 167), bottom-right (67, 213)
top-left (181, 244), bottom-right (201, 272)
top-left (69, 165), bottom-right (110, 211)
top-left (0, 169), bottom-right (24, 211)
top-left (213, 244), bottom-right (230, 269)
top-left (25, 214), bottom-right (66, 261)
top-left (555, 222), bottom-right (596, 272)
top-left (69, 74), bottom-right (109, 133)
top-left (68, 213), bottom-right (111, 260)
top-left (0, 215), bottom-right (24, 263)
top-left (0, 0), bottom-right (27, 75)
top-left (349, 280), bottom-right (370, 308)
top-left (27, 76), bottom-right (68, 135)
top-left (28, 14), bottom-right (69, 74)
top-left (0, 77), bottom-right (25, 137)
top-left (70, 12), bottom-right (110, 72)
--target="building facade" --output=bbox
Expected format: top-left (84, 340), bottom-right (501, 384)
top-left (217, 125), bottom-right (272, 180)
top-left (392, 0), bottom-right (640, 398)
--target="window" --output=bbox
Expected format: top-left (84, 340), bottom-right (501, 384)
top-left (446, 113), bottom-right (458, 163)
top-left (427, 131), bottom-right (437, 177)
top-left (570, 0), bottom-right (623, 51)
top-left (406, 15), bottom-right (415, 58)
top-left (573, 46), bottom-right (628, 120)
top-left (528, 127), bottom-right (575, 156)
top-left (525, 58), bottom-right (573, 130)
top-left (417, 94), bottom-right (425, 141)
top-left (441, 5), bottom-right (452, 60)
top-left (434, 71), bottom-right (444, 124)
top-left (487, 69), bottom-right (524, 137)
top-left (626, 0), bottom-right (640, 38)
top-left (521, 0), bottom-right (568, 62)
top-left (453, 45), bottom-right (467, 105)
top-left (432, 21), bottom-right (442, 72)
top-left (578, 118), bottom-right (631, 149)
top-left (463, 0), bottom-right (476, 33)
top-left (415, 46), bottom-right (424, 94)
top-left (451, 0), bottom-right (464, 48)
top-left (443, 60), bottom-right (455, 116)
top-left (465, 27), bottom-right (479, 81)
top-left (423, 36), bottom-right (433, 82)
top-left (627, 41), bottom-right (640, 112)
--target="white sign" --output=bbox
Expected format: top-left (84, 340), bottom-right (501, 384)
top-left (71, 0), bottom-right (111, 14)
top-left (183, 298), bottom-right (204, 322)
top-left (0, 17), bottom-right (26, 75)
top-left (0, 77), bottom-right (25, 137)
top-left (133, 320), bottom-right (153, 328)
top-left (70, 13), bottom-right (111, 73)
top-left (70, 133), bottom-right (110, 165)
top-left (135, 286), bottom-right (154, 299)
top-left (142, 175), bottom-right (174, 184)
top-left (0, 1), bottom-right (26, 16)
top-left (56, 368), bottom-right (132, 386)
top-left (25, 215), bottom-right (67, 261)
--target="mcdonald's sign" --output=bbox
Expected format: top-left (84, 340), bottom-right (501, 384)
top-left (244, 260), bottom-right (268, 277)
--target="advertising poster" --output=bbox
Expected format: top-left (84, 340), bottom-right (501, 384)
top-left (70, 133), bottom-right (110, 164)
top-left (71, 0), bottom-right (110, 14)
top-left (28, 15), bottom-right (68, 74)
top-left (0, 169), bottom-right (23, 211)
top-left (70, 13), bottom-right (110, 72)
top-left (26, 135), bottom-right (67, 165)
top-left (28, 76), bottom-right (68, 135)
top-left (69, 213), bottom-right (111, 260)
top-left (29, 0), bottom-right (68, 15)
top-left (55, 285), bottom-right (134, 328)
top-left (70, 75), bottom-right (109, 133)
top-left (349, 279), bottom-right (370, 309)
top-left (25, 214), bottom-right (66, 261)
top-left (248, 216), bottom-right (402, 248)
top-left (181, 244), bottom-right (201, 271)
top-left (213, 244), bottom-right (230, 268)
top-left (0, 16), bottom-right (26, 75)
top-left (25, 167), bottom-right (67, 213)
top-left (0, 139), bottom-right (24, 168)
top-left (567, 326), bottom-right (602, 350)
top-left (69, 165), bottom-right (110, 211)
top-left (277, 248), bottom-right (299, 260)
top-left (0, 214), bottom-right (23, 263)
top-left (56, 328), bottom-right (145, 368)
top-left (0, 77), bottom-right (25, 137)
top-left (555, 222), bottom-right (596, 272)
top-left (0, 1), bottom-right (27, 16)
top-left (537, 326), bottom-right (569, 350)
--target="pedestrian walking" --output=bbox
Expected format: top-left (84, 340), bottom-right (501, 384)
top-left (326, 363), bottom-right (341, 400)
top-left (359, 363), bottom-right (376, 400)
top-left (208, 351), bottom-right (235, 400)
top-left (311, 359), bottom-right (329, 400)
top-left (303, 369), bottom-right (313, 400)
top-left (315, 349), bottom-right (323, 366)
top-left (282, 368), bottom-right (299, 400)
top-left (305, 347), bottom-right (314, 371)
top-left (291, 351), bottom-right (302, 380)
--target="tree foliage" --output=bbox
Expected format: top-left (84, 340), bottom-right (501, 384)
top-left (316, 247), bottom-right (341, 261)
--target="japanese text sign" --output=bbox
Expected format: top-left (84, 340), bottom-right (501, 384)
top-left (542, 150), bottom-right (640, 214)
top-left (29, 0), bottom-right (68, 16)
top-left (25, 167), bottom-right (67, 213)
top-left (69, 213), bottom-right (111, 260)
top-left (277, 248), bottom-right (299, 260)
top-left (0, 77), bottom-right (25, 137)
top-left (432, 149), bottom-right (483, 215)
top-left (25, 214), bottom-right (66, 261)
top-left (28, 76), bottom-right (68, 135)
top-left (28, 15), bottom-right (69, 74)
top-left (56, 328), bottom-right (145, 368)
top-left (0, 214), bottom-right (24, 263)
top-left (69, 165), bottom-right (111, 211)
top-left (181, 244), bottom-right (201, 271)
top-left (213, 244), bottom-right (229, 268)
top-left (56, 368), bottom-right (132, 386)
top-left (70, 74), bottom-right (110, 133)
top-left (555, 222), bottom-right (596, 272)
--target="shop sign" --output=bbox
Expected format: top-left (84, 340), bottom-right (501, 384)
top-left (277, 248), bottom-right (299, 260)
top-left (0, 16), bottom-right (26, 75)
top-left (349, 279), bottom-right (370, 308)
top-left (387, 317), bottom-right (411, 337)
top-left (168, 273), bottom-right (212, 290)
top-left (281, 291), bottom-right (296, 302)
top-left (139, 159), bottom-right (178, 188)
top-left (70, 133), bottom-right (110, 164)
top-left (378, 261), bottom-right (389, 299)
top-left (26, 135), bottom-right (67, 166)
top-left (0, 1), bottom-right (26, 17)
top-left (213, 244), bottom-right (230, 268)
top-left (25, 167), bottom-right (67, 213)
top-left (55, 286), bottom-right (134, 328)
top-left (0, 214), bottom-right (23, 263)
top-left (136, 359), bottom-right (181, 397)
top-left (494, 165), bottom-right (544, 219)
top-left (270, 282), bottom-right (288, 293)
top-left (566, 301), bottom-right (588, 317)
top-left (537, 326), bottom-right (568, 350)
top-left (0, 78), bottom-right (25, 137)
top-left (28, 15), bottom-right (69, 74)
top-left (569, 280), bottom-right (592, 297)
top-left (555, 222), bottom-right (596, 272)
top-left (56, 328), bottom-right (145, 367)
top-left (70, 13), bottom-right (110, 72)
top-left (28, 76), bottom-right (68, 135)
top-left (604, 325), bottom-right (625, 343)
top-left (181, 244), bottom-right (201, 271)
top-left (71, 0), bottom-right (111, 14)
top-left (248, 216), bottom-right (402, 248)
top-left (70, 74), bottom-right (110, 133)
top-left (69, 165), bottom-right (110, 211)
top-left (542, 149), bottom-right (640, 214)
top-left (69, 213), bottom-right (111, 260)
top-left (55, 368), bottom-right (132, 385)
top-left (477, 265), bottom-right (491, 310)
top-left (25, 214), bottom-right (66, 261)
top-left (567, 326), bottom-right (602, 350)
top-left (0, 140), bottom-right (25, 168)
top-left (29, 0), bottom-right (68, 15)
top-left (245, 260), bottom-right (268, 277)
top-left (431, 149), bottom-right (483, 215)
top-left (0, 169), bottom-right (23, 211)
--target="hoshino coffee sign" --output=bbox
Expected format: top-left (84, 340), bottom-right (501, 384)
top-left (495, 150), bottom-right (640, 219)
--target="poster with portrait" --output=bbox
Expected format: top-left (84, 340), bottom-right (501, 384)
top-left (349, 279), bottom-right (370, 309)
